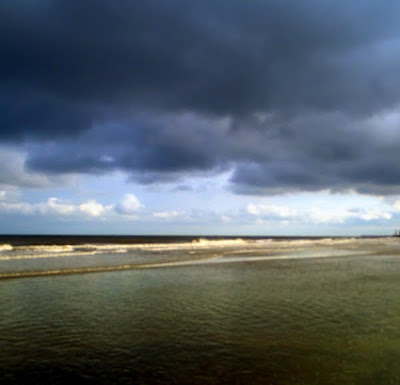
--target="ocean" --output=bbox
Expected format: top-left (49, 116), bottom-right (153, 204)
top-left (1, 235), bottom-right (400, 384)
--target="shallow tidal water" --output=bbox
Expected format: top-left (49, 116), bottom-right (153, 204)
top-left (1, 237), bottom-right (400, 384)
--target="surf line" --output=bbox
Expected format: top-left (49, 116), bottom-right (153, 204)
top-left (0, 254), bottom-right (223, 280)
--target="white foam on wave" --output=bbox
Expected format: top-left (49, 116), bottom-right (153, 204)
top-left (78, 238), bottom-right (250, 252)
top-left (254, 237), bottom-right (359, 248)
top-left (0, 239), bottom-right (251, 261)
top-left (0, 244), bottom-right (13, 252)
top-left (191, 238), bottom-right (248, 246)
top-left (0, 248), bottom-right (130, 261)
top-left (0, 237), bottom-right (392, 262)
top-left (19, 245), bottom-right (75, 253)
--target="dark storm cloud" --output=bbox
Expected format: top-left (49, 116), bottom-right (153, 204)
top-left (0, 86), bottom-right (98, 139)
top-left (3, 0), bottom-right (400, 120)
top-left (3, 0), bottom-right (400, 194)
top-left (230, 112), bottom-right (400, 195)
top-left (25, 114), bottom-right (226, 179)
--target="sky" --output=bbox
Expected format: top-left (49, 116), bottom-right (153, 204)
top-left (2, 0), bottom-right (400, 235)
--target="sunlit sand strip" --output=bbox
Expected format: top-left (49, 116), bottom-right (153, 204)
top-left (221, 248), bottom-right (374, 259)
top-left (0, 254), bottom-right (221, 280)
top-left (0, 250), bottom-right (378, 280)
top-left (212, 249), bottom-right (375, 264)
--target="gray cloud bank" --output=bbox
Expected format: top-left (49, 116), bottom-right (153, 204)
top-left (2, 0), bottom-right (400, 194)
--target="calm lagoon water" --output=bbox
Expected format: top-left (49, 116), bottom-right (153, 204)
top-left (1, 237), bottom-right (400, 384)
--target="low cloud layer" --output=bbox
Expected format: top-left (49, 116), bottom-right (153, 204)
top-left (0, 193), bottom-right (143, 218)
top-left (1, 190), bottom-right (398, 229)
top-left (3, 1), bottom-right (400, 195)
top-left (246, 202), bottom-right (393, 224)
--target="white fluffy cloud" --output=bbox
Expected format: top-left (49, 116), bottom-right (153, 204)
top-left (247, 203), bottom-right (298, 218)
top-left (359, 209), bottom-right (392, 221)
top-left (0, 197), bottom-right (108, 217)
top-left (393, 200), bottom-right (400, 211)
top-left (247, 202), bottom-right (392, 224)
top-left (308, 207), bottom-right (352, 224)
top-left (309, 207), bottom-right (392, 223)
top-left (153, 210), bottom-right (182, 219)
top-left (115, 193), bottom-right (143, 215)
top-left (0, 201), bottom-right (36, 215)
top-left (79, 200), bottom-right (107, 217)
top-left (0, 194), bottom-right (144, 218)
top-left (42, 197), bottom-right (76, 215)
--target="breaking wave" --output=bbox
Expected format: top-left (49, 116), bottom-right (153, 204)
top-left (0, 237), bottom-right (390, 261)
top-left (0, 238), bottom-right (251, 260)
top-left (0, 244), bottom-right (13, 252)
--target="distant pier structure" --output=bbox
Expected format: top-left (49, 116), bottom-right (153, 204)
top-left (393, 230), bottom-right (400, 237)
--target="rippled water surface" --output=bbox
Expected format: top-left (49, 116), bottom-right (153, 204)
top-left (2, 237), bottom-right (400, 384)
